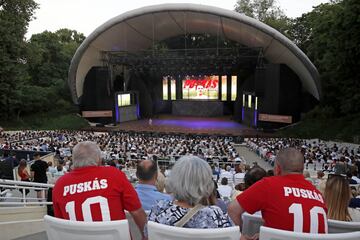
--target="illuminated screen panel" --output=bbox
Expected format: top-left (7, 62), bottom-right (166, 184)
top-left (231, 76), bottom-right (237, 101)
top-left (182, 75), bottom-right (219, 100)
top-left (170, 78), bottom-right (176, 100)
top-left (162, 77), bottom-right (168, 100)
top-left (117, 94), bottom-right (131, 107)
top-left (221, 76), bottom-right (227, 101)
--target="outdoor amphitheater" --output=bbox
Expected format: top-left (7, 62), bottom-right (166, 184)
top-left (0, 1), bottom-right (359, 240)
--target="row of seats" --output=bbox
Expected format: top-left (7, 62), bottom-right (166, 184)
top-left (242, 212), bottom-right (360, 235)
top-left (44, 214), bottom-right (360, 240)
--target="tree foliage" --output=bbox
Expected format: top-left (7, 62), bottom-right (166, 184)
top-left (234, 0), bottom-right (292, 37)
top-left (0, 0), bottom-right (38, 119)
top-left (235, 0), bottom-right (284, 21)
top-left (0, 0), bottom-right (84, 120)
top-left (289, 0), bottom-right (360, 115)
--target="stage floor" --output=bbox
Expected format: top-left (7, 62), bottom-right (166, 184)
top-left (106, 115), bottom-right (269, 136)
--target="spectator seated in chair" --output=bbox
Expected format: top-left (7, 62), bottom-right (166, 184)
top-left (135, 159), bottom-right (171, 211)
top-left (148, 156), bottom-right (232, 229)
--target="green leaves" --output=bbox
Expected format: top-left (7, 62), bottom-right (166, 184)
top-left (301, 0), bottom-right (360, 114)
top-left (234, 0), bottom-right (292, 37)
top-left (0, 0), bottom-right (84, 120)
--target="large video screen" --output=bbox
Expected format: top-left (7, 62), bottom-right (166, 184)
top-left (182, 75), bottom-right (219, 100)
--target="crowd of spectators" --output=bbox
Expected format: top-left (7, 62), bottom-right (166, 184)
top-left (247, 138), bottom-right (360, 178)
top-left (2, 131), bottom-right (360, 239)
top-left (0, 130), bottom-right (238, 162)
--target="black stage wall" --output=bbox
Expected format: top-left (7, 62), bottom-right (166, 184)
top-left (257, 64), bottom-right (302, 128)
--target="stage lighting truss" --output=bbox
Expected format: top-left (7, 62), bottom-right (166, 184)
top-left (101, 47), bottom-right (264, 74)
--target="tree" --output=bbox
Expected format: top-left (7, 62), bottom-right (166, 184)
top-left (235, 0), bottom-right (284, 21)
top-left (0, 0), bottom-right (38, 120)
top-left (234, 0), bottom-right (292, 37)
top-left (291, 0), bottom-right (360, 115)
top-left (24, 29), bottom-right (85, 114)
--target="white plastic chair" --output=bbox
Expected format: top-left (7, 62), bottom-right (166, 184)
top-left (44, 215), bottom-right (131, 240)
top-left (328, 219), bottom-right (360, 233)
top-left (148, 221), bottom-right (240, 240)
top-left (125, 210), bottom-right (150, 240)
top-left (242, 212), bottom-right (264, 237)
top-left (259, 226), bottom-right (360, 240)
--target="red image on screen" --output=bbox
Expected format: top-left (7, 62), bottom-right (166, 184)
top-left (182, 75), bottom-right (219, 100)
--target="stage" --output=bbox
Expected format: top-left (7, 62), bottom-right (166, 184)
top-left (98, 115), bottom-right (272, 137)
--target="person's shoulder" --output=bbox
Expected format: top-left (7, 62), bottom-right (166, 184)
top-left (206, 205), bottom-right (224, 213)
top-left (154, 199), bottom-right (173, 211)
top-left (201, 205), bottom-right (226, 218)
top-left (158, 192), bottom-right (172, 200)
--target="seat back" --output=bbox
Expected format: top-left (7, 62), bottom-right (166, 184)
top-left (44, 215), bottom-right (131, 240)
top-left (148, 221), bottom-right (240, 240)
top-left (328, 219), bottom-right (360, 233)
top-left (242, 212), bottom-right (264, 237)
top-left (126, 210), bottom-right (150, 240)
top-left (259, 226), bottom-right (360, 240)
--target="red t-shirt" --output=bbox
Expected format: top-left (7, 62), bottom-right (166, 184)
top-left (237, 174), bottom-right (328, 233)
top-left (53, 166), bottom-right (141, 221)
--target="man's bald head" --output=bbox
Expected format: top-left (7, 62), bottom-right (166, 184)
top-left (275, 148), bottom-right (304, 174)
top-left (136, 160), bottom-right (158, 182)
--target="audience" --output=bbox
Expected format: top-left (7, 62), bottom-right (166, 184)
top-left (148, 156), bottom-right (232, 228)
top-left (243, 167), bottom-right (267, 190)
top-left (324, 174), bottom-right (360, 222)
top-left (218, 177), bottom-right (232, 200)
top-left (17, 159), bottom-right (30, 196)
top-left (135, 160), bottom-right (171, 211)
top-left (30, 153), bottom-right (48, 200)
top-left (228, 148), bottom-right (328, 236)
top-left (212, 180), bottom-right (228, 213)
top-left (2, 130), bottom-right (360, 235)
top-left (52, 141), bottom-right (147, 238)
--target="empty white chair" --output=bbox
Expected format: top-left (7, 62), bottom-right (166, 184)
top-left (148, 221), bottom-right (240, 240)
top-left (44, 215), bottom-right (131, 240)
top-left (259, 226), bottom-right (360, 240)
top-left (328, 219), bottom-right (360, 233)
top-left (242, 212), bottom-right (264, 237)
top-left (234, 172), bottom-right (245, 185)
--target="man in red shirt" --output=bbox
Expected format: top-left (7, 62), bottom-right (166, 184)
top-left (52, 141), bottom-right (147, 239)
top-left (228, 148), bottom-right (327, 238)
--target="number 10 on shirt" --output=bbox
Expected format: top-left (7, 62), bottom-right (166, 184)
top-left (289, 203), bottom-right (328, 233)
top-left (65, 196), bottom-right (111, 221)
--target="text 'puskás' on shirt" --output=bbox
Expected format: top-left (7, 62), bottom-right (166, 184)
top-left (284, 187), bottom-right (324, 203)
top-left (63, 178), bottom-right (108, 196)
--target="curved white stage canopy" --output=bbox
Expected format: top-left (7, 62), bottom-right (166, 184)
top-left (68, 3), bottom-right (320, 104)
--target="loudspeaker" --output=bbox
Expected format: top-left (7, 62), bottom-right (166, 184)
top-left (81, 67), bottom-right (114, 124)
top-left (257, 64), bottom-right (302, 128)
top-left (255, 67), bottom-right (266, 96)
top-left (114, 74), bottom-right (124, 92)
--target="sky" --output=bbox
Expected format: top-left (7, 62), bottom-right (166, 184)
top-left (26, 0), bottom-right (329, 38)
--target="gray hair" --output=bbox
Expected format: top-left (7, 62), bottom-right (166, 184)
top-left (167, 156), bottom-right (214, 206)
top-left (72, 141), bottom-right (101, 169)
top-left (275, 147), bottom-right (304, 173)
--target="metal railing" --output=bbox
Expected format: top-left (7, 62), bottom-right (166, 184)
top-left (0, 179), bottom-right (54, 206)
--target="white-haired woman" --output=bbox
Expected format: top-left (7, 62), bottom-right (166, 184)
top-left (148, 156), bottom-right (232, 228)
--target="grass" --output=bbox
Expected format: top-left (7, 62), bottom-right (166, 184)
top-left (0, 112), bottom-right (89, 130)
top-left (278, 113), bottom-right (360, 143)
